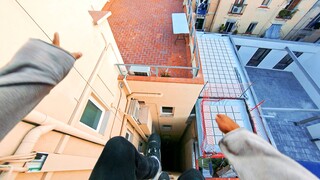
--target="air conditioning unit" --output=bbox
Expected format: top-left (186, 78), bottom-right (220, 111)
top-left (129, 66), bottom-right (151, 76)
top-left (128, 100), bottom-right (140, 122)
top-left (232, 6), bottom-right (242, 14)
top-left (138, 106), bottom-right (152, 135)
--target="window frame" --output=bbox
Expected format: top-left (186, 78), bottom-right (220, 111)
top-left (273, 51), bottom-right (303, 70)
top-left (234, 0), bottom-right (245, 5)
top-left (125, 130), bottom-right (133, 142)
top-left (160, 106), bottom-right (175, 117)
top-left (305, 13), bottom-right (320, 30)
top-left (261, 0), bottom-right (271, 6)
top-left (246, 48), bottom-right (271, 67)
top-left (245, 22), bottom-right (258, 34)
top-left (225, 20), bottom-right (236, 32)
top-left (79, 97), bottom-right (106, 132)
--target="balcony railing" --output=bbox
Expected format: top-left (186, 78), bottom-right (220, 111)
top-left (228, 3), bottom-right (247, 15)
top-left (276, 9), bottom-right (298, 20)
top-left (115, 64), bottom-right (200, 78)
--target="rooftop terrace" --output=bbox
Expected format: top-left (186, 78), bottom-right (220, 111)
top-left (196, 33), bottom-right (320, 177)
top-left (103, 0), bottom-right (194, 78)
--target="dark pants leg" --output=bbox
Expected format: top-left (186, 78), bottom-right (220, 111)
top-left (89, 136), bottom-right (159, 180)
top-left (178, 168), bottom-right (205, 180)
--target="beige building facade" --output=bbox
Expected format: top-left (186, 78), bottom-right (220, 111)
top-left (0, 0), bottom-right (203, 179)
top-left (284, 1), bottom-right (320, 42)
top-left (192, 0), bottom-right (319, 39)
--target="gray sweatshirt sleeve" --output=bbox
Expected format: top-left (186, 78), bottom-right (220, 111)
top-left (0, 39), bottom-right (75, 140)
top-left (219, 128), bottom-right (318, 180)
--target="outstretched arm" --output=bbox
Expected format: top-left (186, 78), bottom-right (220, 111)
top-left (0, 33), bottom-right (82, 140)
top-left (216, 114), bottom-right (318, 180)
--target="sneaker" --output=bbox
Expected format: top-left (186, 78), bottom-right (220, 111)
top-left (146, 133), bottom-right (161, 161)
top-left (158, 172), bottom-right (170, 180)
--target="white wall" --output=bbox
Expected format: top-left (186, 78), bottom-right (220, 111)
top-left (287, 51), bottom-right (320, 108)
top-left (258, 50), bottom-right (287, 69)
top-left (238, 46), bottom-right (258, 65)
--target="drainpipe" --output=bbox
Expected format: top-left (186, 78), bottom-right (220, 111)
top-left (15, 125), bottom-right (56, 155)
top-left (0, 124), bottom-right (55, 179)
top-left (0, 108), bottom-right (116, 179)
top-left (24, 111), bottom-right (107, 145)
top-left (209, 0), bottom-right (221, 32)
top-left (122, 75), bottom-right (132, 94)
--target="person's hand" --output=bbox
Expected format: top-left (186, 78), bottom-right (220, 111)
top-left (215, 114), bottom-right (240, 134)
top-left (52, 32), bottom-right (82, 60)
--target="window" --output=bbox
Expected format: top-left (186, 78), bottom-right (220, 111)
top-left (162, 125), bottom-right (173, 131)
top-left (161, 106), bottom-right (174, 116)
top-left (125, 130), bottom-right (133, 142)
top-left (234, 0), bottom-right (245, 4)
top-left (273, 51), bottom-right (303, 70)
top-left (80, 98), bottom-right (110, 134)
top-left (246, 22), bottom-right (258, 34)
top-left (246, 48), bottom-right (271, 66)
top-left (195, 18), bottom-right (205, 30)
top-left (305, 13), bottom-right (320, 30)
top-left (225, 21), bottom-right (236, 32)
top-left (261, 0), bottom-right (271, 6)
top-left (285, 0), bottom-right (301, 10)
top-left (138, 141), bottom-right (144, 152)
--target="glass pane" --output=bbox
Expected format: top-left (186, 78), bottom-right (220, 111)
top-left (162, 107), bottom-right (173, 113)
top-left (80, 100), bottom-right (102, 130)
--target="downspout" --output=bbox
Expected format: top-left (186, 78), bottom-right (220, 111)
top-left (1, 110), bottom-right (110, 179)
top-left (24, 111), bottom-right (107, 145)
top-left (15, 125), bottom-right (56, 155)
top-left (119, 75), bottom-right (132, 137)
top-left (0, 124), bottom-right (55, 179)
top-left (122, 74), bottom-right (132, 94)
top-left (209, 0), bottom-right (221, 32)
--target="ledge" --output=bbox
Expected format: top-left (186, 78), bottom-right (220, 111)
top-left (118, 74), bottom-right (204, 85)
top-left (88, 10), bottom-right (112, 25)
top-left (257, 6), bottom-right (269, 9)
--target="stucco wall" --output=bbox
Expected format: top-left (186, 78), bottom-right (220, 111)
top-left (126, 80), bottom-right (203, 141)
top-left (0, 0), bottom-right (144, 179)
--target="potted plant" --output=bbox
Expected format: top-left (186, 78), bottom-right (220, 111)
top-left (278, 9), bottom-right (297, 19)
top-left (232, 29), bottom-right (238, 35)
top-left (219, 24), bottom-right (226, 33)
top-left (160, 72), bottom-right (171, 77)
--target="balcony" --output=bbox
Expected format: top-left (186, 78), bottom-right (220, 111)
top-left (115, 64), bottom-right (200, 78)
top-left (228, 3), bottom-right (247, 15)
top-left (276, 9), bottom-right (298, 20)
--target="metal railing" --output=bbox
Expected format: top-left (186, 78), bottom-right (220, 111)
top-left (115, 64), bottom-right (200, 78)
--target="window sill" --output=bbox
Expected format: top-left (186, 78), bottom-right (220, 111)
top-left (275, 17), bottom-right (290, 21)
top-left (227, 12), bottom-right (243, 16)
top-left (160, 114), bottom-right (174, 117)
top-left (258, 6), bottom-right (269, 9)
